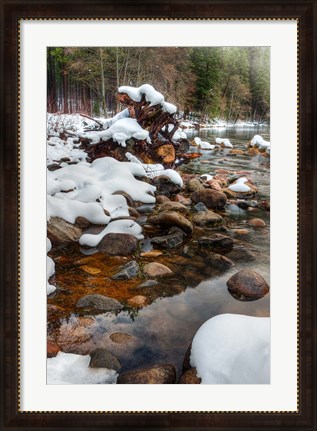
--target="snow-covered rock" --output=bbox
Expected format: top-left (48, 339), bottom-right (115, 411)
top-left (228, 177), bottom-right (251, 193)
top-left (194, 137), bottom-right (215, 150)
top-left (216, 137), bottom-right (233, 148)
top-left (250, 135), bottom-right (270, 150)
top-left (79, 219), bottom-right (143, 247)
top-left (47, 352), bottom-right (118, 384)
top-left (46, 237), bottom-right (56, 295)
top-left (190, 314), bottom-right (270, 384)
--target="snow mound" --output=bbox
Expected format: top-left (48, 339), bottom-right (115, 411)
top-left (47, 157), bottom-right (156, 225)
top-left (118, 84), bottom-right (177, 114)
top-left (216, 137), bottom-right (233, 148)
top-left (47, 113), bottom-right (97, 136)
top-left (190, 314), bottom-right (270, 384)
top-left (194, 137), bottom-right (215, 150)
top-left (80, 219), bottom-right (143, 247)
top-left (47, 352), bottom-right (118, 384)
top-left (228, 177), bottom-right (251, 192)
top-left (47, 136), bottom-right (87, 165)
top-left (81, 118), bottom-right (149, 147)
top-left (125, 152), bottom-right (183, 186)
top-left (251, 135), bottom-right (270, 150)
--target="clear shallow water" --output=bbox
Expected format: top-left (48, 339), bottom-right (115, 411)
top-left (48, 126), bottom-right (270, 378)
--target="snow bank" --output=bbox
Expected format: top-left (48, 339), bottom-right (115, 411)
top-left (47, 352), bottom-right (118, 384)
top-left (47, 113), bottom-right (97, 136)
top-left (81, 118), bottom-right (149, 147)
top-left (216, 137), bottom-right (233, 148)
top-left (47, 157), bottom-right (156, 225)
top-left (194, 137), bottom-right (215, 150)
top-left (118, 84), bottom-right (177, 114)
top-left (190, 314), bottom-right (270, 384)
top-left (80, 219), bottom-right (144, 247)
top-left (47, 136), bottom-right (87, 165)
top-left (250, 135), bottom-right (270, 150)
top-left (46, 238), bottom-right (56, 295)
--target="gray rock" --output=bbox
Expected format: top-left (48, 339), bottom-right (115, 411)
top-left (151, 176), bottom-right (181, 196)
top-left (150, 228), bottom-right (186, 249)
top-left (97, 233), bottom-right (138, 256)
top-left (47, 217), bottom-right (83, 245)
top-left (198, 234), bottom-right (234, 254)
top-left (89, 348), bottom-right (121, 370)
top-left (76, 294), bottom-right (123, 311)
top-left (139, 279), bottom-right (159, 288)
top-left (112, 261), bottom-right (140, 280)
top-left (193, 202), bottom-right (208, 212)
top-left (192, 211), bottom-right (223, 227)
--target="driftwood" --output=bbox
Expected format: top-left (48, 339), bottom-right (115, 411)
top-left (81, 91), bottom-right (200, 168)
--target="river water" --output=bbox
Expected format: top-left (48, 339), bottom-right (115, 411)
top-left (48, 126), bottom-right (270, 379)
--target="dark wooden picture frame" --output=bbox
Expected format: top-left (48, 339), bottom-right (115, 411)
top-left (1, 1), bottom-right (316, 430)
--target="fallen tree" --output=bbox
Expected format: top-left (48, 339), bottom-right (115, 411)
top-left (77, 84), bottom-right (200, 168)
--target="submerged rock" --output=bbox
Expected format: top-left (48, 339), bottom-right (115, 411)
top-left (128, 295), bottom-right (147, 307)
top-left (89, 348), bottom-right (121, 370)
top-left (247, 218), bottom-right (267, 228)
top-left (192, 210), bottom-right (223, 227)
top-left (76, 294), bottom-right (123, 311)
top-left (138, 279), bottom-right (159, 288)
top-left (198, 234), bottom-right (233, 254)
top-left (207, 252), bottom-right (234, 270)
top-left (227, 269), bottom-right (269, 299)
top-left (110, 332), bottom-right (133, 344)
top-left (149, 211), bottom-right (193, 235)
top-left (150, 228), bottom-right (186, 249)
top-left (112, 261), bottom-right (140, 280)
top-left (47, 217), bottom-right (83, 245)
top-left (117, 364), bottom-right (176, 384)
top-left (143, 262), bottom-right (172, 277)
top-left (97, 232), bottom-right (138, 255)
top-left (191, 189), bottom-right (227, 210)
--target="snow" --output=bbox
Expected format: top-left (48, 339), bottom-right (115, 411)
top-left (250, 135), bottom-right (270, 150)
top-left (47, 157), bottom-right (156, 226)
top-left (190, 314), bottom-right (270, 384)
top-left (47, 136), bottom-right (87, 165)
top-left (125, 152), bottom-right (183, 186)
top-left (118, 84), bottom-right (177, 114)
top-left (79, 219), bottom-right (144, 247)
top-left (194, 137), bottom-right (215, 150)
top-left (201, 174), bottom-right (213, 181)
top-left (215, 137), bottom-right (233, 148)
top-left (46, 238), bottom-right (56, 295)
top-left (228, 177), bottom-right (251, 192)
top-left (81, 118), bottom-right (149, 147)
top-left (47, 352), bottom-right (118, 384)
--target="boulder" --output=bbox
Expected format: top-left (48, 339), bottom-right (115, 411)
top-left (89, 348), bottom-right (121, 371)
top-left (150, 228), bottom-right (186, 249)
top-left (151, 176), bottom-right (181, 196)
top-left (247, 218), bottom-right (267, 228)
top-left (178, 368), bottom-right (201, 384)
top-left (149, 211), bottom-right (193, 235)
top-left (76, 294), bottom-right (123, 311)
top-left (227, 269), bottom-right (269, 299)
top-left (158, 201), bottom-right (188, 213)
top-left (47, 339), bottom-right (61, 358)
top-left (97, 233), bottom-right (138, 255)
top-left (128, 295), bottom-right (147, 307)
top-left (143, 262), bottom-right (172, 277)
top-left (191, 189), bottom-right (227, 210)
top-left (192, 211), bottom-right (223, 227)
top-left (198, 234), bottom-right (233, 254)
top-left (112, 261), bottom-right (140, 280)
top-left (110, 332), bottom-right (133, 344)
top-left (47, 217), bottom-right (82, 245)
top-left (187, 178), bottom-right (203, 192)
top-left (117, 364), bottom-right (176, 384)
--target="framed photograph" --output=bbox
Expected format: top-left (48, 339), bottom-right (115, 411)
top-left (1, 1), bottom-right (316, 430)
